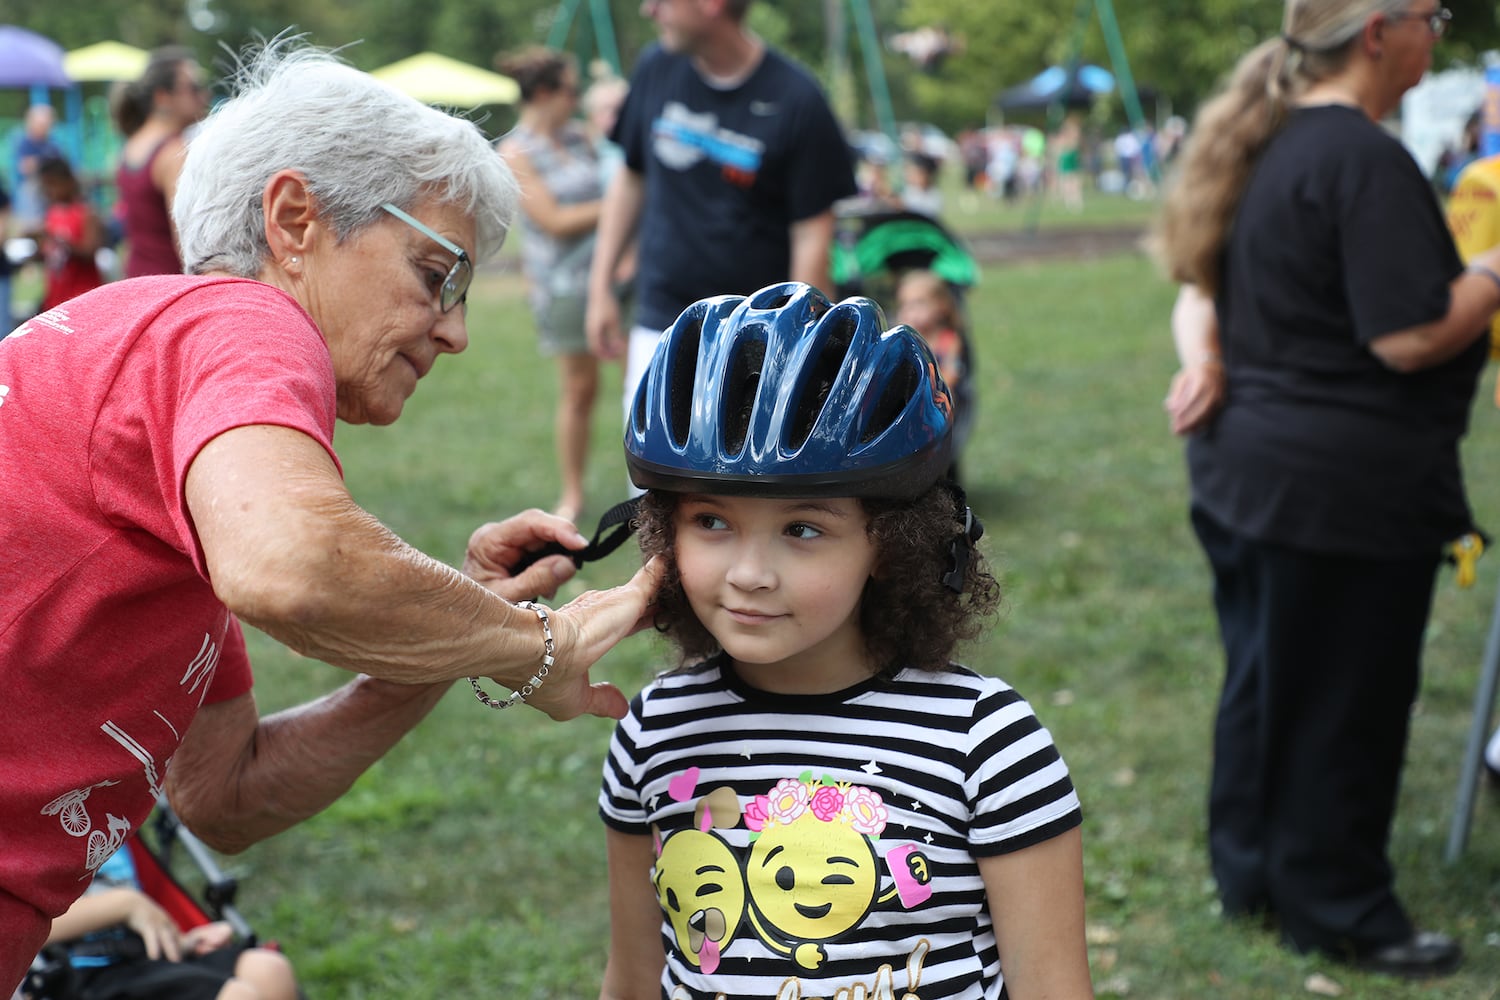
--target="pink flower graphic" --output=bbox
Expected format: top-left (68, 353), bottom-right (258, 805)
top-left (745, 775), bottom-right (889, 838)
top-left (810, 784), bottom-right (845, 822)
top-left (744, 795), bottom-right (770, 833)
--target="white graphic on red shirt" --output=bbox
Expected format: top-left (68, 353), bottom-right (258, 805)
top-left (42, 632), bottom-right (223, 881)
top-left (101, 720), bottom-right (164, 798)
top-left (42, 784), bottom-right (132, 880)
top-left (11, 307), bottom-right (76, 337)
top-left (182, 632), bottom-right (220, 705)
top-left (41, 781), bottom-right (120, 838)
top-left (84, 814), bottom-right (133, 874)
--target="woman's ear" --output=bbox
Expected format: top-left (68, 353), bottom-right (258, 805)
top-left (262, 169), bottom-right (317, 264)
top-left (1361, 11), bottom-right (1386, 58)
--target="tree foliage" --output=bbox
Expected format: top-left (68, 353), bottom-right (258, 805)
top-left (9, 0), bottom-right (1500, 135)
top-left (888, 0), bottom-right (1500, 132)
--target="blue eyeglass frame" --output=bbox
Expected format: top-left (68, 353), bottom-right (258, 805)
top-left (380, 202), bottom-right (473, 313)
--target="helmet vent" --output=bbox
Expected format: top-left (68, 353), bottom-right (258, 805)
top-left (721, 334), bottom-right (767, 455)
top-left (668, 315), bottom-right (704, 447)
top-left (789, 311), bottom-right (857, 450)
top-left (750, 287), bottom-right (794, 311)
top-left (862, 356), bottom-right (919, 445)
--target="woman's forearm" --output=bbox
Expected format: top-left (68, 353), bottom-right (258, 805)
top-left (188, 425), bottom-right (550, 689)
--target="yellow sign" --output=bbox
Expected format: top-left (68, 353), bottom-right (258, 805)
top-left (1445, 154), bottom-right (1500, 374)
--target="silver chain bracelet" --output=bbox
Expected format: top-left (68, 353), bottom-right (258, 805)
top-left (469, 600), bottom-right (554, 710)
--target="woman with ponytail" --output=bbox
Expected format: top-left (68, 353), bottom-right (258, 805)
top-left (1153, 0), bottom-right (1500, 978)
top-left (112, 47), bottom-right (210, 277)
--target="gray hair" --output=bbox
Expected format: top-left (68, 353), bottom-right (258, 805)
top-left (1283, 0), bottom-right (1412, 54)
top-left (175, 40), bottom-right (517, 277)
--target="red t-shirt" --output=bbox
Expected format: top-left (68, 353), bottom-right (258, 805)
top-left (0, 276), bottom-right (339, 983)
top-left (40, 201), bottom-right (104, 311)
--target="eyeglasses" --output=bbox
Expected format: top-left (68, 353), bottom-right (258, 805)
top-left (1392, 6), bottom-right (1452, 38)
top-left (380, 202), bottom-right (473, 313)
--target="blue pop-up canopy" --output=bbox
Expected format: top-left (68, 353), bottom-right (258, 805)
top-left (995, 63), bottom-right (1114, 112)
top-left (0, 25), bottom-right (72, 88)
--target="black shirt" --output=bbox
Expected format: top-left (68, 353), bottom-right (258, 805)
top-left (1188, 105), bottom-right (1485, 557)
top-left (613, 44), bottom-right (857, 330)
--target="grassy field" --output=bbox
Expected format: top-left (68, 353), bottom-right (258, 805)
top-left (204, 238), bottom-right (1500, 998)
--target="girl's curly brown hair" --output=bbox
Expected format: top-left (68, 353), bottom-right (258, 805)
top-left (635, 483), bottom-right (1001, 675)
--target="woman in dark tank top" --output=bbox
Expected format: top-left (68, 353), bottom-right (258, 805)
top-left (112, 47), bottom-right (210, 277)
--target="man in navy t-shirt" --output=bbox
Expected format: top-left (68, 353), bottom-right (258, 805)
top-left (585, 0), bottom-right (856, 431)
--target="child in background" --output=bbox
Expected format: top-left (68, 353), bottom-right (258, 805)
top-left (32, 157), bottom-right (105, 313)
top-left (896, 268), bottom-right (965, 392)
top-left (598, 283), bottom-right (1091, 999)
top-left (901, 149), bottom-right (943, 217)
top-left (42, 844), bottom-right (300, 1000)
top-left (582, 68), bottom-right (630, 185)
top-left (896, 268), bottom-right (974, 482)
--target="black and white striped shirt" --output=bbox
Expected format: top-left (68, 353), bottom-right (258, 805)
top-left (599, 657), bottom-right (1082, 999)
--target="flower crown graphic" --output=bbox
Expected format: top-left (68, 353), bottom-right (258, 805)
top-left (743, 771), bottom-right (888, 842)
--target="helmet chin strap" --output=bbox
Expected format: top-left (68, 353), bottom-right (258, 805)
top-left (940, 481), bottom-right (984, 594)
top-left (509, 497), bottom-right (644, 575)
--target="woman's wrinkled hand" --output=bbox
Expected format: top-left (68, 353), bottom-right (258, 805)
top-left (495, 556), bottom-right (664, 722)
top-left (463, 509), bottom-right (589, 602)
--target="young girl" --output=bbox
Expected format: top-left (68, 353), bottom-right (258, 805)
top-left (598, 283), bottom-right (1092, 999)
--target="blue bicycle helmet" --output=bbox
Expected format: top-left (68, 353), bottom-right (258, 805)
top-left (625, 282), bottom-right (954, 499)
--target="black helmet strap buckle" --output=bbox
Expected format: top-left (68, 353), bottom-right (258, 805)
top-left (510, 497), bottom-right (643, 576)
top-left (940, 483), bottom-right (984, 594)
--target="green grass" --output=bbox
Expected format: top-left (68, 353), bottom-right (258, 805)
top-left (212, 254), bottom-right (1500, 998)
top-left (937, 183), bottom-right (1161, 237)
top-left (911, 160), bottom-right (1161, 238)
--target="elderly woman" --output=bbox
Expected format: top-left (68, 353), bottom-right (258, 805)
top-left (1155, 0), bottom-right (1500, 979)
top-left (0, 43), bottom-right (659, 992)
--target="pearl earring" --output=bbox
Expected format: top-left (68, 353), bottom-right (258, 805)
top-left (289, 256), bottom-right (299, 264)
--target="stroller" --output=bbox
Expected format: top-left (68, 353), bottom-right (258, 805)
top-left (21, 797), bottom-right (263, 1000)
top-left (831, 206), bottom-right (981, 480)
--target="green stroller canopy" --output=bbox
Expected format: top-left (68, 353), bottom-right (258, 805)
top-left (832, 212), bottom-right (980, 291)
